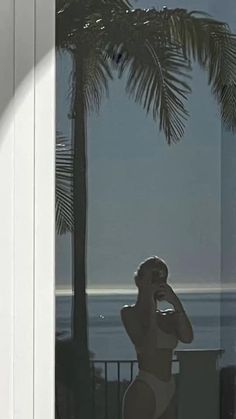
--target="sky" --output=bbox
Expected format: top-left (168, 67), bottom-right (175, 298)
top-left (56, 0), bottom-right (236, 291)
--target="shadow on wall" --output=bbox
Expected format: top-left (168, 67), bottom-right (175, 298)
top-left (0, 1), bottom-right (54, 147)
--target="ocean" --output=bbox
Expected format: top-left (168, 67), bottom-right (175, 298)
top-left (56, 291), bottom-right (236, 379)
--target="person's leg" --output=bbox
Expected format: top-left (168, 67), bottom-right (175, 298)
top-left (122, 379), bottom-right (156, 419)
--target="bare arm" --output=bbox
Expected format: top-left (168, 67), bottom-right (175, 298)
top-left (120, 272), bottom-right (158, 348)
top-left (172, 297), bottom-right (194, 343)
top-left (158, 283), bottom-right (194, 343)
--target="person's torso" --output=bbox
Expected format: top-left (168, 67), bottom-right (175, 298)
top-left (134, 308), bottom-right (178, 381)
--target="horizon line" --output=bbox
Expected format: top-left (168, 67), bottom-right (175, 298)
top-left (55, 284), bottom-right (236, 296)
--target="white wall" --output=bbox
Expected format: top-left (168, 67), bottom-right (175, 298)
top-left (0, 1), bottom-right (55, 418)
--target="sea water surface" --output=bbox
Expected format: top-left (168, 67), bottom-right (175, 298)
top-left (56, 291), bottom-right (236, 379)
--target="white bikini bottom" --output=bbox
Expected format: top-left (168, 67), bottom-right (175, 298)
top-left (123, 369), bottom-right (176, 419)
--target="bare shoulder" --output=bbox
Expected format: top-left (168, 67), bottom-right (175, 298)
top-left (120, 304), bottom-right (135, 317)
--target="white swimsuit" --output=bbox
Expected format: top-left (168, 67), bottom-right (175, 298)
top-left (135, 370), bottom-right (176, 418)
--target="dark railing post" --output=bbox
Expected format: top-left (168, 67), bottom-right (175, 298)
top-left (130, 361), bottom-right (134, 382)
top-left (91, 361), bottom-right (96, 419)
top-left (117, 361), bottom-right (121, 419)
top-left (104, 361), bottom-right (108, 419)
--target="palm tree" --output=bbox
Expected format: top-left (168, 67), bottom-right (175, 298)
top-left (56, 1), bottom-right (236, 418)
top-left (56, 131), bottom-right (74, 235)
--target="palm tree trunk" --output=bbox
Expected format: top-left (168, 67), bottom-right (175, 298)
top-left (71, 51), bottom-right (93, 419)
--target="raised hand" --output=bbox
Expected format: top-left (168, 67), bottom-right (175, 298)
top-left (156, 283), bottom-right (178, 305)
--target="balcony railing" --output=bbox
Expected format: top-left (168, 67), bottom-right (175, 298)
top-left (91, 360), bottom-right (139, 419)
top-left (56, 349), bottom-right (227, 419)
top-left (91, 360), bottom-right (138, 419)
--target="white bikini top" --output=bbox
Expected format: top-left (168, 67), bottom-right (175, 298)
top-left (135, 310), bottom-right (178, 353)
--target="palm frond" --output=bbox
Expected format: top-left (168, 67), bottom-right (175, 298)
top-left (56, 0), bottom-right (133, 50)
top-left (56, 132), bottom-right (74, 235)
top-left (68, 47), bottom-right (113, 114)
top-left (106, 7), bottom-right (236, 141)
top-left (106, 9), bottom-right (192, 143)
top-left (89, 0), bottom-right (132, 13)
top-left (158, 8), bottom-right (236, 131)
top-left (57, 3), bottom-right (236, 141)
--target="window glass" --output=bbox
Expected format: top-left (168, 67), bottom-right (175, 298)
top-left (55, 2), bottom-right (236, 418)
